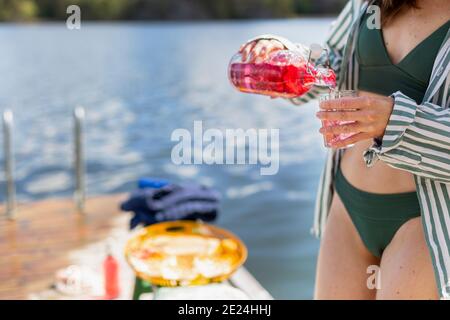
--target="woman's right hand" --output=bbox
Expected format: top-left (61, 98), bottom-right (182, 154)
top-left (239, 39), bottom-right (285, 63)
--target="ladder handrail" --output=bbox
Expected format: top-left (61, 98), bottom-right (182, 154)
top-left (3, 110), bottom-right (16, 219)
top-left (2, 107), bottom-right (87, 217)
top-left (73, 106), bottom-right (86, 213)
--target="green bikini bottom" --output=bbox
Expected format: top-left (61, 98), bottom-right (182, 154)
top-left (334, 166), bottom-right (421, 258)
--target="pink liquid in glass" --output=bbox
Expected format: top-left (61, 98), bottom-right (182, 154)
top-left (321, 119), bottom-right (355, 146)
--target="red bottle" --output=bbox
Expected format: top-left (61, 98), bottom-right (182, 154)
top-left (103, 246), bottom-right (120, 299)
top-left (228, 49), bottom-right (336, 98)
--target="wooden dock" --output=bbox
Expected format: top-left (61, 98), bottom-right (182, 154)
top-left (0, 194), bottom-right (129, 299)
top-left (0, 194), bottom-right (273, 300)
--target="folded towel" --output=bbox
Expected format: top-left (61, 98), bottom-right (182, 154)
top-left (138, 178), bottom-right (169, 189)
top-left (120, 180), bottom-right (220, 229)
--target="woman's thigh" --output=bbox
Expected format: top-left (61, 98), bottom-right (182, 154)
top-left (376, 217), bottom-right (438, 300)
top-left (314, 193), bottom-right (380, 299)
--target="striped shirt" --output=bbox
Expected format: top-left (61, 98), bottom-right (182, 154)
top-left (249, 0), bottom-right (450, 298)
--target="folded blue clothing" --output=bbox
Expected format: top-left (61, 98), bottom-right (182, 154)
top-left (138, 178), bottom-right (169, 189)
top-left (120, 181), bottom-right (221, 229)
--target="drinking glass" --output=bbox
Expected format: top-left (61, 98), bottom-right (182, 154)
top-left (319, 90), bottom-right (358, 148)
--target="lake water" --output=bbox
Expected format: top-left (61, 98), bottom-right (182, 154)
top-left (0, 18), bottom-right (333, 299)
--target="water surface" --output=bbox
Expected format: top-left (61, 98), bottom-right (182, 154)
top-left (0, 18), bottom-right (332, 299)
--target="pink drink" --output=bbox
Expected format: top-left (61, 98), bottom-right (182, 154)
top-left (228, 50), bottom-right (336, 98)
top-left (321, 119), bottom-right (355, 146)
top-left (229, 62), bottom-right (316, 98)
top-left (104, 253), bottom-right (120, 299)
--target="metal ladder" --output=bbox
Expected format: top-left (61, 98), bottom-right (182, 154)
top-left (2, 106), bottom-right (86, 219)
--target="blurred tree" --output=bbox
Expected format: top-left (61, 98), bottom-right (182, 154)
top-left (0, 0), bottom-right (349, 21)
top-left (294, 0), bottom-right (313, 14)
top-left (30, 0), bottom-right (130, 20)
top-left (0, 0), bottom-right (38, 21)
top-left (199, 0), bottom-right (235, 20)
top-left (265, 0), bottom-right (295, 18)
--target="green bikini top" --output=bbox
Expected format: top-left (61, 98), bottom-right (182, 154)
top-left (357, 14), bottom-right (450, 103)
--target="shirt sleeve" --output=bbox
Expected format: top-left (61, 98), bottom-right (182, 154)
top-left (365, 91), bottom-right (450, 183)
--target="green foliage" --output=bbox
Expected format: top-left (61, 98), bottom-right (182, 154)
top-left (0, 0), bottom-right (348, 21)
top-left (0, 0), bottom-right (38, 21)
top-left (32, 0), bottom-right (131, 20)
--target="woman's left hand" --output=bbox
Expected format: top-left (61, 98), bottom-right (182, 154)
top-left (316, 96), bottom-right (394, 148)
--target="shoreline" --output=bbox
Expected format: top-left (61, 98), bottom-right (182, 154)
top-left (0, 16), bottom-right (335, 25)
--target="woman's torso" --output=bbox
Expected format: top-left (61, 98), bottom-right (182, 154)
top-left (340, 1), bottom-right (450, 193)
top-left (340, 91), bottom-right (416, 194)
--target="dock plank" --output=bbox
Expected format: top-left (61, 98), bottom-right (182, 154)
top-left (0, 194), bottom-right (128, 300)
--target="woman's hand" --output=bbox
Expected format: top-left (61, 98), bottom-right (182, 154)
top-left (316, 96), bottom-right (394, 148)
top-left (239, 39), bottom-right (285, 63)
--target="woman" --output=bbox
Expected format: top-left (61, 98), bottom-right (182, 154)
top-left (240, 0), bottom-right (450, 299)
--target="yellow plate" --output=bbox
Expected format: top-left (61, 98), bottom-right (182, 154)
top-left (125, 220), bottom-right (247, 287)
